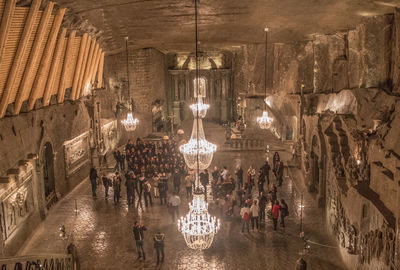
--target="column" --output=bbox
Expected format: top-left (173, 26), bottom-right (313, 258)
top-left (185, 74), bottom-right (190, 101)
top-left (173, 76), bottom-right (179, 101)
top-left (29, 155), bottom-right (46, 219)
top-left (317, 156), bottom-right (326, 207)
top-left (220, 73), bottom-right (228, 122)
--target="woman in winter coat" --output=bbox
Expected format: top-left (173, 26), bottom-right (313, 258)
top-left (272, 200), bottom-right (280, 231)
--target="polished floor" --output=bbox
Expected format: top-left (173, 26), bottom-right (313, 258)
top-left (19, 144), bottom-right (346, 269)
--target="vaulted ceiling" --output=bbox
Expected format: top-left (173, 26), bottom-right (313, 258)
top-left (55, 0), bottom-right (397, 53)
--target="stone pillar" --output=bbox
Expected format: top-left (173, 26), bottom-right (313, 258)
top-left (173, 101), bottom-right (181, 126)
top-left (29, 156), bottom-right (46, 220)
top-left (317, 156), bottom-right (326, 207)
top-left (185, 74), bottom-right (190, 101)
top-left (173, 76), bottom-right (179, 101)
top-left (220, 74), bottom-right (228, 122)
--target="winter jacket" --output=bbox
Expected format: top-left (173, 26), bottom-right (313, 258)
top-left (272, 204), bottom-right (280, 219)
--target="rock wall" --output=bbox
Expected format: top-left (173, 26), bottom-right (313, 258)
top-left (104, 47), bottom-right (167, 138)
top-left (0, 100), bottom-right (92, 255)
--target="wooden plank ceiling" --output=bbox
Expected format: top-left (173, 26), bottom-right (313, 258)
top-left (0, 0), bottom-right (104, 118)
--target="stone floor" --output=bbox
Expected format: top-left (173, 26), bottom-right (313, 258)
top-left (18, 143), bottom-right (347, 270)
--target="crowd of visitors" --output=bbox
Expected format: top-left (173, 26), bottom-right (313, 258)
top-left (89, 137), bottom-right (290, 264)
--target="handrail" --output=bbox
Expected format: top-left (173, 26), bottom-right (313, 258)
top-left (0, 254), bottom-right (73, 270)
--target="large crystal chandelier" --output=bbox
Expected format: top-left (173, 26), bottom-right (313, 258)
top-left (121, 36), bottom-right (139, 132)
top-left (179, 115), bottom-right (216, 170)
top-left (257, 27), bottom-right (273, 130)
top-left (178, 0), bottom-right (220, 250)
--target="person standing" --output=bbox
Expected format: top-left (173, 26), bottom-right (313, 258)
top-left (235, 165), bottom-right (244, 190)
top-left (89, 166), bottom-right (99, 197)
top-left (199, 169), bottom-right (209, 200)
top-left (280, 199), bottom-right (289, 229)
top-left (119, 151), bottom-right (126, 171)
top-left (276, 161), bottom-right (284, 186)
top-left (143, 180), bottom-right (153, 207)
top-left (153, 232), bottom-right (165, 265)
top-left (126, 173), bottom-right (135, 205)
top-left (272, 152), bottom-right (280, 173)
top-left (101, 172), bottom-right (110, 198)
top-left (184, 172), bottom-right (193, 200)
top-left (246, 165), bottom-right (256, 194)
top-left (168, 192), bottom-right (181, 223)
top-left (259, 192), bottom-right (267, 222)
top-left (133, 221), bottom-right (147, 260)
top-left (240, 203), bottom-right (250, 233)
top-left (158, 174), bottom-right (168, 205)
top-left (212, 166), bottom-right (220, 184)
top-left (113, 148), bottom-right (120, 171)
top-left (173, 168), bottom-right (181, 194)
top-left (272, 200), bottom-right (280, 231)
top-left (257, 169), bottom-right (265, 196)
top-left (153, 172), bottom-right (160, 198)
top-left (250, 200), bottom-right (260, 231)
top-left (262, 161), bottom-right (271, 186)
top-left (113, 172), bottom-right (122, 203)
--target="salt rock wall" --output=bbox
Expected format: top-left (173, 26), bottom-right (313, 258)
top-left (104, 48), bottom-right (167, 138)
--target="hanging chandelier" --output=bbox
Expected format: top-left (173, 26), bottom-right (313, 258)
top-left (257, 27), bottom-right (273, 130)
top-left (179, 118), bottom-right (216, 170)
top-left (178, 0), bottom-right (220, 250)
top-left (189, 97), bottom-right (209, 118)
top-left (178, 190), bottom-right (221, 250)
top-left (121, 112), bottom-right (139, 131)
top-left (121, 36), bottom-right (139, 131)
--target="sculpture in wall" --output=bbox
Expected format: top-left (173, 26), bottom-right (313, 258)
top-left (63, 132), bottom-right (90, 176)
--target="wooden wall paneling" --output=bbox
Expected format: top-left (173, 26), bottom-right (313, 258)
top-left (70, 33), bottom-right (88, 100)
top-left (0, 8), bottom-right (28, 105)
top-left (0, 0), bottom-right (41, 118)
top-left (9, 9), bottom-right (42, 104)
top-left (90, 46), bottom-right (101, 85)
top-left (14, 2), bottom-right (54, 113)
top-left (96, 51), bottom-right (104, 89)
top-left (38, 28), bottom-right (66, 109)
top-left (88, 43), bottom-right (99, 86)
top-left (50, 35), bottom-right (67, 97)
top-left (0, 0), bottom-right (16, 65)
top-left (76, 37), bottom-right (94, 99)
top-left (28, 7), bottom-right (64, 108)
top-left (57, 30), bottom-right (76, 103)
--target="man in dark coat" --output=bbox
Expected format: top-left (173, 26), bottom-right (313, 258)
top-left (89, 166), bottom-right (98, 197)
top-left (101, 172), bottom-right (110, 198)
top-left (125, 172), bottom-right (135, 205)
top-left (173, 168), bottom-right (181, 194)
top-left (261, 161), bottom-right (271, 186)
top-left (133, 221), bottom-right (147, 260)
top-left (153, 232), bottom-right (165, 265)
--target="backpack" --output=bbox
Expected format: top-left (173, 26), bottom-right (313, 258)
top-left (243, 212), bottom-right (250, 221)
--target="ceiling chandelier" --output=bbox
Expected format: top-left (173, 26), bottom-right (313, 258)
top-left (121, 36), bottom-right (139, 131)
top-left (257, 27), bottom-right (273, 130)
top-left (178, 0), bottom-right (220, 250)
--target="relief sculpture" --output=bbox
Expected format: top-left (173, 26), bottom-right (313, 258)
top-left (63, 132), bottom-right (90, 176)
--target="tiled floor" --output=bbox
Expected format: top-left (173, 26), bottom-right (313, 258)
top-left (19, 143), bottom-right (347, 270)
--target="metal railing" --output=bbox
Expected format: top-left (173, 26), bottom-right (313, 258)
top-left (0, 254), bottom-right (74, 270)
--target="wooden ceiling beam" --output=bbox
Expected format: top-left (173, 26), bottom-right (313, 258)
top-left (89, 43), bottom-right (100, 85)
top-left (57, 30), bottom-right (76, 103)
top-left (71, 33), bottom-right (88, 100)
top-left (14, 2), bottom-right (55, 114)
top-left (40, 8), bottom-right (66, 107)
top-left (39, 28), bottom-right (66, 109)
top-left (0, 0), bottom-right (16, 65)
top-left (96, 51), bottom-right (105, 89)
top-left (0, 0), bottom-right (41, 118)
top-left (76, 37), bottom-right (94, 99)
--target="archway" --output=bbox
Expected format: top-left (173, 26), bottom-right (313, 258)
top-left (42, 142), bottom-right (56, 209)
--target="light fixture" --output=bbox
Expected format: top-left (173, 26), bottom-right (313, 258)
top-left (121, 112), bottom-right (139, 131)
top-left (179, 118), bottom-right (216, 170)
top-left (189, 97), bottom-right (209, 118)
top-left (257, 111), bottom-right (273, 129)
top-left (257, 27), bottom-right (274, 129)
top-left (121, 36), bottom-right (138, 131)
top-left (178, 0), bottom-right (220, 250)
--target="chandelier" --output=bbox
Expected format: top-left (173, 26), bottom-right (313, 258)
top-left (179, 118), bottom-right (216, 170)
top-left (257, 27), bottom-right (274, 130)
top-left (121, 36), bottom-right (139, 131)
top-left (178, 0), bottom-right (220, 251)
top-left (189, 97), bottom-right (209, 118)
top-left (121, 112), bottom-right (139, 131)
top-left (178, 191), bottom-right (221, 250)
top-left (257, 111), bottom-right (273, 130)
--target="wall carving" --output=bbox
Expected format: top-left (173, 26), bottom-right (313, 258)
top-left (63, 132), bottom-right (90, 176)
top-left (100, 121), bottom-right (117, 155)
top-left (1, 166), bottom-right (34, 240)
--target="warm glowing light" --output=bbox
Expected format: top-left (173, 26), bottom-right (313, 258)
top-left (264, 98), bottom-right (271, 107)
top-left (178, 193), bottom-right (221, 250)
top-left (257, 111), bottom-right (273, 129)
top-left (121, 113), bottom-right (139, 131)
top-left (179, 119), bottom-right (216, 170)
top-left (190, 98), bottom-right (209, 118)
